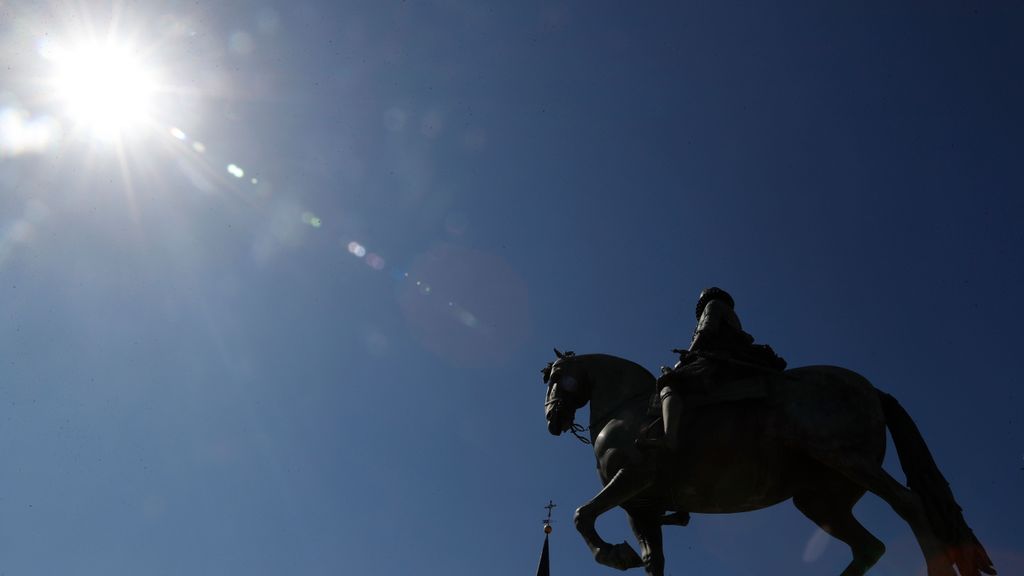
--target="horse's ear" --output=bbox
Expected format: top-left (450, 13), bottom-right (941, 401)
top-left (554, 347), bottom-right (564, 359)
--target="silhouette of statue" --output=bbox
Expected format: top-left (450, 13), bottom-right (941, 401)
top-left (542, 344), bottom-right (994, 576)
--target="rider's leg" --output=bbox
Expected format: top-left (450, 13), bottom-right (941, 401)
top-left (636, 378), bottom-right (685, 454)
top-left (660, 385), bottom-right (683, 453)
top-left (653, 384), bottom-right (691, 526)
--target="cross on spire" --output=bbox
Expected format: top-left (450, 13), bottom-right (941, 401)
top-left (543, 500), bottom-right (557, 526)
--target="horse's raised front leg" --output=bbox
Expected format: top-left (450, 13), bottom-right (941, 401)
top-left (627, 510), bottom-right (665, 576)
top-left (574, 467), bottom-right (653, 571)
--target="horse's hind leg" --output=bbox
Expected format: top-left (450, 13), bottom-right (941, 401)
top-left (793, 476), bottom-right (884, 576)
top-left (817, 455), bottom-right (955, 576)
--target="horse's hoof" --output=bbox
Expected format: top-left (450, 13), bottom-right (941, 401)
top-left (596, 542), bottom-right (644, 570)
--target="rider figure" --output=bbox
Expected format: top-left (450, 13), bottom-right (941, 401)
top-left (646, 287), bottom-right (785, 456)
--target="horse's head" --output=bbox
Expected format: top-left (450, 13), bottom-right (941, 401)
top-left (542, 349), bottom-right (591, 436)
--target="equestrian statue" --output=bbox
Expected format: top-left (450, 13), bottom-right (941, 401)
top-left (542, 288), bottom-right (994, 576)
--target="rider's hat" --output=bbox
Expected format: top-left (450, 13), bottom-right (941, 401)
top-left (696, 287), bottom-right (734, 319)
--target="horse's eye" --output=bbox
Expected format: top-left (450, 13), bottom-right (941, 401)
top-left (558, 375), bottom-right (580, 393)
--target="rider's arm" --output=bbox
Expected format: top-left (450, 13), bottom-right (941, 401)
top-left (690, 299), bottom-right (743, 351)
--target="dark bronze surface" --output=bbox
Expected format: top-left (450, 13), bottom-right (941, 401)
top-left (543, 352), bottom-right (994, 576)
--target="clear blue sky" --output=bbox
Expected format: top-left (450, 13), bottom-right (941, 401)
top-left (1, 2), bottom-right (1021, 574)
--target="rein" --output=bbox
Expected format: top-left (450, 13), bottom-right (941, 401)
top-left (569, 423), bottom-right (591, 445)
top-left (547, 397), bottom-right (596, 445)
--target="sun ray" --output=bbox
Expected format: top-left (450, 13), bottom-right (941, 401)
top-left (113, 136), bottom-right (141, 223)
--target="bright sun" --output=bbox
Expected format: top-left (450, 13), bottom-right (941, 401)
top-left (48, 41), bottom-right (159, 140)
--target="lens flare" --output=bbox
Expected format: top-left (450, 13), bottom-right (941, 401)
top-left (347, 241), bottom-right (366, 257)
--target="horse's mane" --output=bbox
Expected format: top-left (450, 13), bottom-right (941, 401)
top-left (582, 353), bottom-right (657, 384)
top-left (541, 350), bottom-right (655, 384)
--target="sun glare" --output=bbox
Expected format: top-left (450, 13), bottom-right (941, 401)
top-left (48, 41), bottom-right (159, 140)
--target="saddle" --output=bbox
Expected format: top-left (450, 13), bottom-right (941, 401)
top-left (683, 374), bottom-right (769, 407)
top-left (639, 374), bottom-right (772, 441)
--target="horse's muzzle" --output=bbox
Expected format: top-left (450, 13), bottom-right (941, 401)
top-left (547, 417), bottom-right (562, 436)
top-left (545, 402), bottom-right (571, 435)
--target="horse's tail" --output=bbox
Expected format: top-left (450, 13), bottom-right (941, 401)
top-left (878, 390), bottom-right (996, 576)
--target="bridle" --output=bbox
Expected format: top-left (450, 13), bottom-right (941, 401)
top-left (546, 369), bottom-right (593, 444)
top-left (547, 363), bottom-right (651, 446)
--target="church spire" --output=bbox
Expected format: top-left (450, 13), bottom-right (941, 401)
top-left (536, 500), bottom-right (555, 576)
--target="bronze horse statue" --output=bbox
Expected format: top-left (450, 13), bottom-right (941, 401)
top-left (542, 350), bottom-right (995, 576)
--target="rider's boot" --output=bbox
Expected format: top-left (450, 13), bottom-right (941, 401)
top-left (636, 387), bottom-right (682, 459)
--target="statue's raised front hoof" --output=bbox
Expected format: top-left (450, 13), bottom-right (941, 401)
top-left (595, 542), bottom-right (644, 571)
